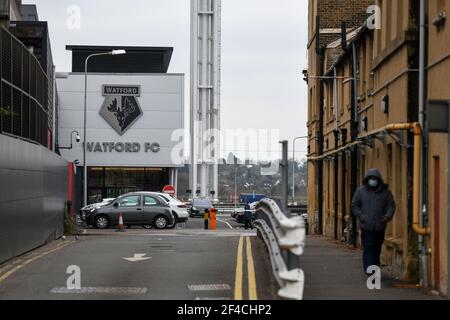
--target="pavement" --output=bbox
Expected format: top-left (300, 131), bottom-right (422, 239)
top-left (0, 215), bottom-right (279, 300)
top-left (302, 235), bottom-right (441, 300)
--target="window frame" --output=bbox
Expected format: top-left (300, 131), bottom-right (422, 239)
top-left (144, 195), bottom-right (160, 207)
top-left (116, 195), bottom-right (142, 208)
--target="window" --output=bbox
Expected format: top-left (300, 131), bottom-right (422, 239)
top-left (158, 194), bottom-right (171, 203)
top-left (118, 196), bottom-right (141, 207)
top-left (144, 196), bottom-right (159, 206)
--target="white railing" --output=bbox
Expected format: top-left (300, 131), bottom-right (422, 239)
top-left (254, 198), bottom-right (306, 300)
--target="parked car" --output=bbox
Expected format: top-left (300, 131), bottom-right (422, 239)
top-left (152, 192), bottom-right (189, 227)
top-left (189, 197), bottom-right (213, 218)
top-left (235, 202), bottom-right (258, 224)
top-left (80, 198), bottom-right (116, 221)
top-left (84, 192), bottom-right (174, 230)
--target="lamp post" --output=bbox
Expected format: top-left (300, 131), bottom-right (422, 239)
top-left (233, 160), bottom-right (253, 208)
top-left (82, 49), bottom-right (126, 207)
top-left (292, 136), bottom-right (308, 204)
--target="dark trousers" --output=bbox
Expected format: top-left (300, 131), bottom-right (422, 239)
top-left (361, 229), bottom-right (385, 273)
top-left (244, 218), bottom-right (253, 230)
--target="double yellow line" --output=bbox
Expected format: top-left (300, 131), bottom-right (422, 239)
top-left (234, 236), bottom-right (257, 300)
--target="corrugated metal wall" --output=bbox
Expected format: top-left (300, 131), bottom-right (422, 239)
top-left (0, 133), bottom-right (68, 264)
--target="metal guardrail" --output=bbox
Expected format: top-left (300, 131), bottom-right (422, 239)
top-left (254, 198), bottom-right (306, 300)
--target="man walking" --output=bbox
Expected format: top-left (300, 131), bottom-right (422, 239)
top-left (244, 203), bottom-right (253, 230)
top-left (351, 169), bottom-right (396, 275)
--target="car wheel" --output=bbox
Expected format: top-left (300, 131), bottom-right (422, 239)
top-left (153, 216), bottom-right (169, 230)
top-left (95, 215), bottom-right (110, 229)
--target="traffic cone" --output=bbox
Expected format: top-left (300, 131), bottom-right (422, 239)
top-left (116, 213), bottom-right (125, 232)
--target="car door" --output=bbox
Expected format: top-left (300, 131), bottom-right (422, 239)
top-left (143, 195), bottom-right (167, 223)
top-left (114, 195), bottom-right (143, 224)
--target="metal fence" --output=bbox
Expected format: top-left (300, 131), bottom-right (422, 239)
top-left (255, 198), bottom-right (306, 300)
top-left (0, 25), bottom-right (49, 147)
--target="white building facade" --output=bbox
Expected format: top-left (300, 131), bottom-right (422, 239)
top-left (56, 46), bottom-right (184, 207)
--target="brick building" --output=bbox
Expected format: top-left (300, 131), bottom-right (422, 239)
top-left (306, 0), bottom-right (449, 296)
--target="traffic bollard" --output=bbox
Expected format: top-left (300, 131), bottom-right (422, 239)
top-left (209, 208), bottom-right (217, 230)
top-left (204, 209), bottom-right (209, 230)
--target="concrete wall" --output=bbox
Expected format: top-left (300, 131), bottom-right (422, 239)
top-left (0, 134), bottom-right (68, 264)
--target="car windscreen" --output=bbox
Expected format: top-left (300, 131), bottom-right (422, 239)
top-left (103, 198), bottom-right (116, 205)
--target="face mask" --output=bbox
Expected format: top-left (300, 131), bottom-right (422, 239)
top-left (368, 179), bottom-right (379, 188)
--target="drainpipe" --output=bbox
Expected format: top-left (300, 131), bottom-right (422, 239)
top-left (334, 68), bottom-right (339, 130)
top-left (52, 65), bottom-right (57, 152)
top-left (341, 129), bottom-right (348, 241)
top-left (316, 16), bottom-right (324, 235)
top-left (318, 58), bottom-right (324, 235)
top-left (334, 129), bottom-right (339, 240)
top-left (418, 0), bottom-right (429, 288)
top-left (385, 123), bottom-right (431, 237)
top-left (339, 22), bottom-right (351, 244)
top-left (333, 68), bottom-right (339, 239)
top-left (350, 42), bottom-right (359, 247)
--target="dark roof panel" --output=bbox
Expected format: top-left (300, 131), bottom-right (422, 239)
top-left (66, 45), bottom-right (173, 73)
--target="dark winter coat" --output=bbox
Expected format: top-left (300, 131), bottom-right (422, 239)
top-left (350, 169), bottom-right (396, 232)
top-left (244, 204), bottom-right (252, 221)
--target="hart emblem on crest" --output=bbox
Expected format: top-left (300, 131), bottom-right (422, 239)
top-left (99, 85), bottom-right (143, 135)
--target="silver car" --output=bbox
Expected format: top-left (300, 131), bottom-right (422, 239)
top-left (85, 192), bottom-right (174, 230)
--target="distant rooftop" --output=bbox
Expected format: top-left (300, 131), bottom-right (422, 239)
top-left (66, 45), bottom-right (174, 73)
top-left (20, 4), bottom-right (39, 21)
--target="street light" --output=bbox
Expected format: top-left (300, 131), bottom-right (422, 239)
top-left (82, 49), bottom-right (126, 207)
top-left (292, 136), bottom-right (308, 204)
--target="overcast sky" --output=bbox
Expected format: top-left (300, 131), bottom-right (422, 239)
top-left (24, 0), bottom-right (309, 161)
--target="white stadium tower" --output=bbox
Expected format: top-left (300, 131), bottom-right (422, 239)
top-left (190, 0), bottom-right (222, 200)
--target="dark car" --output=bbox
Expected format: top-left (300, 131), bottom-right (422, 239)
top-left (234, 202), bottom-right (257, 224)
top-left (189, 197), bottom-right (213, 218)
top-left (85, 192), bottom-right (174, 230)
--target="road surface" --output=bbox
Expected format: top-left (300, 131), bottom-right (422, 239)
top-left (0, 215), bottom-right (279, 300)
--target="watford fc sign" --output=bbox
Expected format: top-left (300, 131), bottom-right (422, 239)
top-left (99, 85), bottom-right (143, 136)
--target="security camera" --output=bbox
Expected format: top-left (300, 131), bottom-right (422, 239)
top-left (76, 135), bottom-right (81, 143)
top-left (302, 68), bottom-right (309, 83)
top-left (73, 160), bottom-right (80, 165)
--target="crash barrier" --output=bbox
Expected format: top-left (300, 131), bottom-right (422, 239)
top-left (215, 206), bottom-right (245, 215)
top-left (288, 204), bottom-right (309, 235)
top-left (254, 198), bottom-right (306, 300)
top-left (288, 204), bottom-right (308, 215)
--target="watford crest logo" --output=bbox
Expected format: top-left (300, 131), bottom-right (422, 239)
top-left (99, 85), bottom-right (143, 136)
